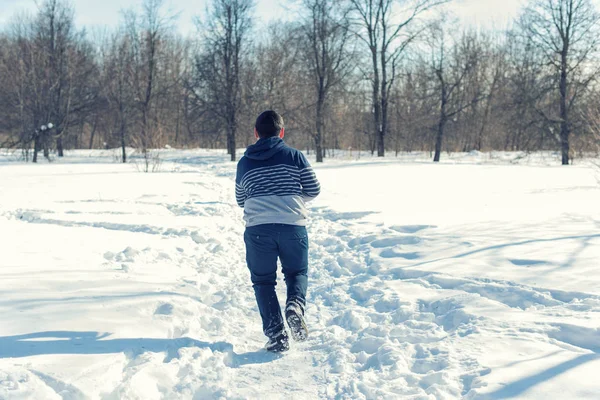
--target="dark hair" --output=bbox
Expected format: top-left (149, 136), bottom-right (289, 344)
top-left (255, 110), bottom-right (284, 138)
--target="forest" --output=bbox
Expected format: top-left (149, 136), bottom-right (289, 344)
top-left (0, 0), bottom-right (599, 164)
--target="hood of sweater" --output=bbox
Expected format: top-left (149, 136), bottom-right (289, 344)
top-left (244, 136), bottom-right (286, 160)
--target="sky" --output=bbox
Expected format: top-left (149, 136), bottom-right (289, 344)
top-left (0, 0), bottom-right (525, 35)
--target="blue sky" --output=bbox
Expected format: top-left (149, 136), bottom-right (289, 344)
top-left (0, 0), bottom-right (525, 35)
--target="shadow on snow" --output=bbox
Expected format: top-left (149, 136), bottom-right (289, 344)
top-left (410, 233), bottom-right (600, 270)
top-left (486, 353), bottom-right (599, 399)
top-left (0, 331), bottom-right (281, 367)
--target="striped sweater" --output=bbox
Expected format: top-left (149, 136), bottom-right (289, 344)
top-left (235, 137), bottom-right (321, 227)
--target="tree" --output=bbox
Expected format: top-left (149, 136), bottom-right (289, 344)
top-left (427, 24), bottom-right (482, 162)
top-left (503, 30), bottom-right (549, 152)
top-left (110, 0), bottom-right (183, 170)
top-left (349, 0), bottom-right (447, 157)
top-left (520, 0), bottom-right (600, 165)
top-left (128, 0), bottom-right (168, 168)
top-left (102, 28), bottom-right (136, 162)
top-left (582, 92), bottom-right (600, 156)
top-left (34, 0), bottom-right (96, 158)
top-left (195, 0), bottom-right (253, 162)
top-left (0, 1), bottom-right (95, 162)
top-left (242, 24), bottom-right (304, 149)
top-left (300, 0), bottom-right (352, 162)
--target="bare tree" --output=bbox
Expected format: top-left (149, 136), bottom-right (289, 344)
top-left (102, 28), bottom-right (136, 162)
top-left (194, 0), bottom-right (253, 161)
top-left (0, 1), bottom-right (95, 162)
top-left (428, 23), bottom-right (480, 162)
top-left (0, 18), bottom-right (35, 154)
top-left (114, 0), bottom-right (183, 171)
top-left (520, 0), bottom-right (600, 165)
top-left (300, 0), bottom-right (352, 162)
top-left (473, 33), bottom-right (506, 152)
top-left (503, 30), bottom-right (550, 152)
top-left (582, 93), bottom-right (600, 156)
top-left (349, 0), bottom-right (447, 157)
top-left (390, 68), bottom-right (438, 153)
top-left (128, 0), bottom-right (166, 167)
top-left (240, 24), bottom-right (306, 149)
top-left (34, 0), bottom-right (96, 158)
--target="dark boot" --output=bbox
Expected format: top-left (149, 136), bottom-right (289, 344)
top-left (285, 300), bottom-right (308, 342)
top-left (265, 329), bottom-right (290, 352)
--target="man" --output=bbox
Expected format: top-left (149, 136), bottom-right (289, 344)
top-left (235, 110), bottom-right (321, 352)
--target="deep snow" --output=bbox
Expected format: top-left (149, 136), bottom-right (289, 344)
top-left (0, 149), bottom-right (599, 399)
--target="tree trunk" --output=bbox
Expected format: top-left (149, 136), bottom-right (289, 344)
top-left (379, 47), bottom-right (387, 158)
top-left (175, 97), bottom-right (181, 145)
top-left (560, 51), bottom-right (569, 165)
top-left (120, 118), bottom-right (127, 163)
top-left (377, 122), bottom-right (385, 156)
top-left (315, 136), bottom-right (323, 163)
top-left (57, 136), bottom-right (64, 157)
top-left (370, 132), bottom-right (376, 155)
top-left (89, 121), bottom-right (97, 150)
top-left (43, 133), bottom-right (50, 159)
top-left (229, 120), bottom-right (236, 162)
top-left (371, 44), bottom-right (382, 158)
top-left (315, 93), bottom-right (325, 163)
top-left (33, 135), bottom-right (40, 163)
top-left (434, 83), bottom-right (448, 163)
top-left (434, 116), bottom-right (446, 162)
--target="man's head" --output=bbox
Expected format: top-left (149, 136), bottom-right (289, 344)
top-left (254, 110), bottom-right (285, 139)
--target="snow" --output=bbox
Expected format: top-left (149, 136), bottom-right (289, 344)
top-left (1, 149), bottom-right (599, 399)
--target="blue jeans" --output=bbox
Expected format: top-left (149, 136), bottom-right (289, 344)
top-left (244, 224), bottom-right (309, 338)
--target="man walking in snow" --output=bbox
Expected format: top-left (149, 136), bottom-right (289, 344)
top-left (235, 110), bottom-right (321, 352)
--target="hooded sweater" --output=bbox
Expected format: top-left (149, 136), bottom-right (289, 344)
top-left (235, 137), bottom-right (321, 227)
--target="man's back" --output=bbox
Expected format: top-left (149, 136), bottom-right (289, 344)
top-left (235, 136), bottom-right (320, 227)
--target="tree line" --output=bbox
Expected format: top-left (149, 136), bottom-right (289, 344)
top-left (0, 0), bottom-right (599, 165)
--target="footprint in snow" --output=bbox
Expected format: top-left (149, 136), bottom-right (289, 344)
top-left (155, 303), bottom-right (174, 316)
top-left (390, 225), bottom-right (436, 234)
top-left (380, 249), bottom-right (421, 259)
top-left (370, 236), bottom-right (421, 248)
top-left (509, 259), bottom-right (548, 267)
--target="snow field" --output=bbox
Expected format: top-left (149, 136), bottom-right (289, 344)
top-left (1, 149), bottom-right (599, 399)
